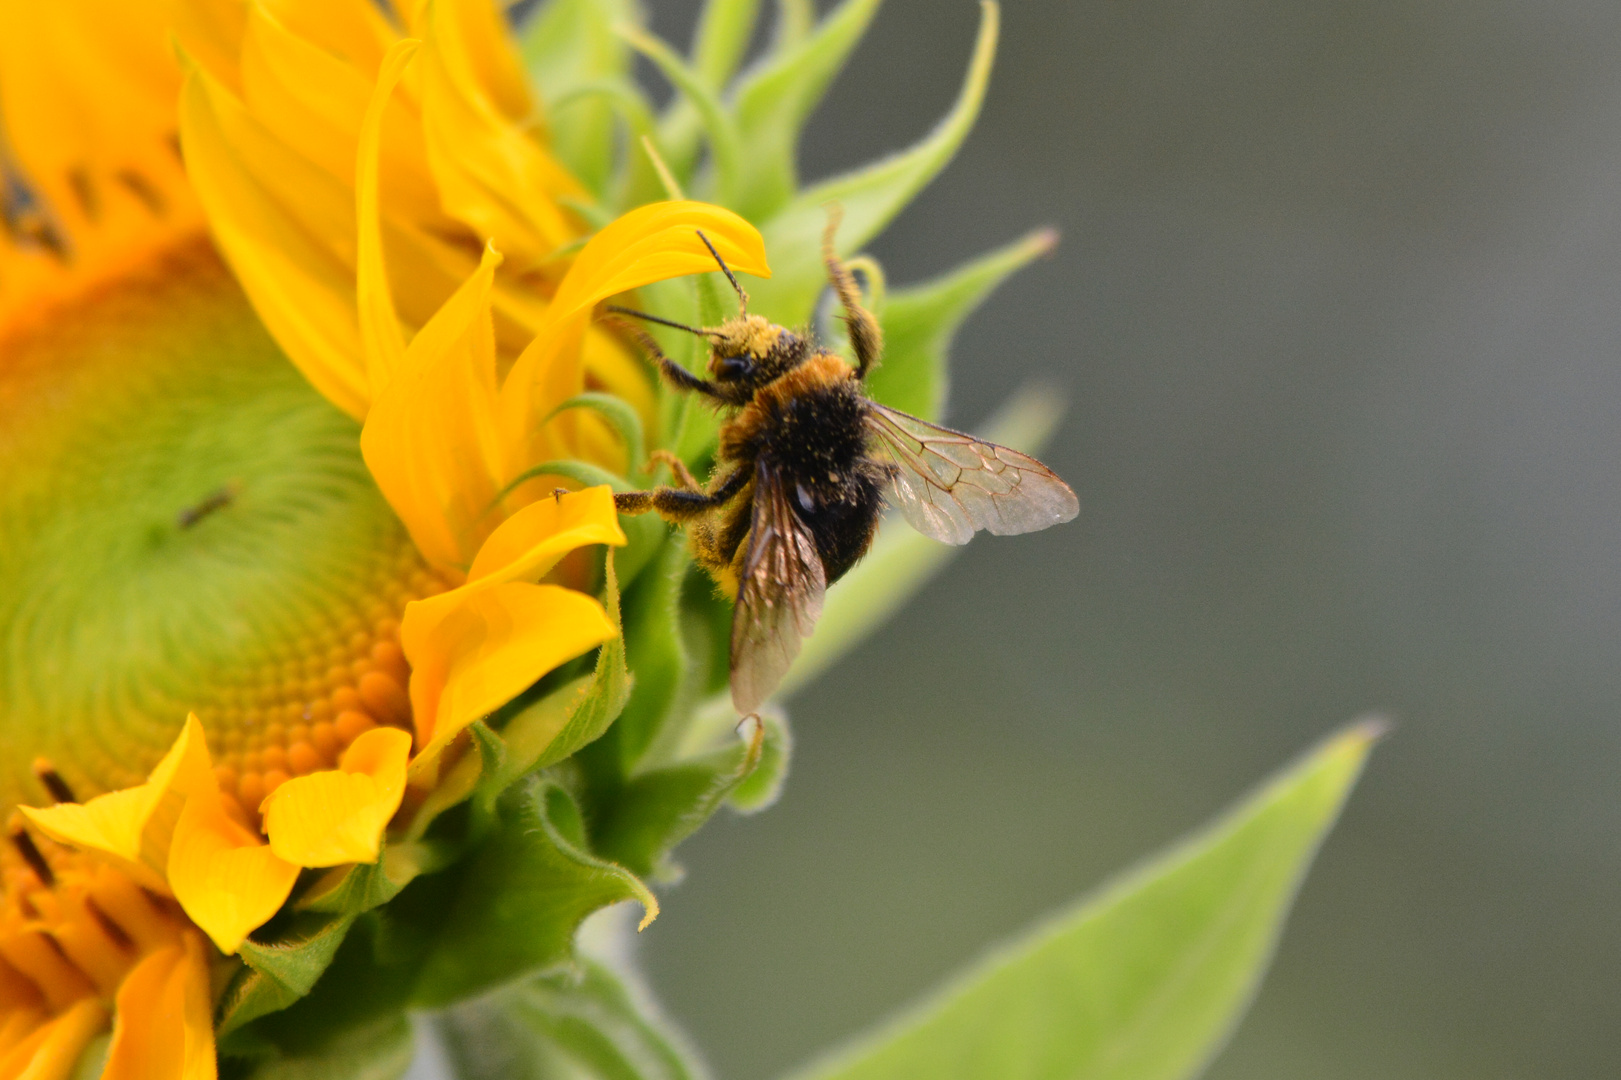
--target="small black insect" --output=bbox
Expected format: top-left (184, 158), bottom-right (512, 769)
top-left (610, 211), bottom-right (1078, 715)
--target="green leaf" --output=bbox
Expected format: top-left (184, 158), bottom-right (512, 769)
top-left (774, 0), bottom-right (816, 50)
top-left (438, 959), bottom-right (704, 1080)
top-left (512, 552), bottom-right (634, 775)
top-left (782, 721), bottom-right (1383, 1080)
top-left (730, 0), bottom-right (884, 221)
top-left (522, 0), bottom-right (638, 194)
top-left (868, 227), bottom-right (1058, 420)
top-left (752, 1), bottom-right (1000, 324)
top-left (219, 912), bottom-right (359, 1039)
top-left (612, 537), bottom-right (695, 770)
top-left (622, 23), bottom-right (745, 205)
top-left (242, 1016), bottom-right (415, 1080)
top-left (585, 720), bottom-right (766, 879)
top-left (410, 780), bottom-right (659, 1007)
top-left (776, 386), bottom-right (1066, 700)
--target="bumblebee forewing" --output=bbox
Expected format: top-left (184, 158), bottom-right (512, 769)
top-left (867, 404), bottom-right (1079, 545)
top-left (731, 463), bottom-right (829, 714)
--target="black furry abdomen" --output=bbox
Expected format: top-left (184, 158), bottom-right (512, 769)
top-left (757, 381), bottom-right (889, 583)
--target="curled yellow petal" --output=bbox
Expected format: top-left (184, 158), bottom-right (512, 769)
top-left (360, 243), bottom-right (506, 567)
top-left (398, 486), bottom-right (624, 747)
top-left (167, 792), bottom-right (299, 955)
top-left (466, 485), bottom-right (627, 583)
top-left (497, 201), bottom-right (769, 468)
top-left (179, 63), bottom-right (372, 419)
top-left (407, 583), bottom-right (616, 758)
top-left (358, 38), bottom-right (422, 399)
top-left (261, 727), bottom-right (412, 868)
top-left (103, 935), bottom-right (215, 1080)
top-left (21, 715), bottom-right (214, 878)
top-left (418, 0), bottom-right (581, 265)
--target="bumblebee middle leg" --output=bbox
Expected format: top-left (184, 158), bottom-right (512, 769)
top-left (647, 448), bottom-right (701, 491)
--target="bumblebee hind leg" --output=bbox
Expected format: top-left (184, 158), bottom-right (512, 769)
top-left (823, 205), bottom-right (883, 379)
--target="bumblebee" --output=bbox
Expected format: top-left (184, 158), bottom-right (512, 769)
top-left (610, 212), bottom-right (1078, 714)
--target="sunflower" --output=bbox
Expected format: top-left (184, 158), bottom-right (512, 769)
top-left (0, 0), bottom-right (1037, 1075)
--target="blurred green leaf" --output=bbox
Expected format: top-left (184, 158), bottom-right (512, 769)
top-left (411, 781), bottom-right (659, 1007)
top-left (694, 0), bottom-right (765, 89)
top-left (868, 227), bottom-right (1058, 420)
top-left (777, 386), bottom-right (1066, 699)
top-left (753, 1), bottom-right (1000, 323)
top-left (522, 0), bottom-right (638, 194)
top-left (243, 1016), bottom-right (415, 1080)
top-left (730, 0), bottom-right (884, 221)
top-left (622, 24), bottom-right (745, 205)
top-left (438, 959), bottom-right (705, 1080)
top-left (782, 721), bottom-right (1383, 1080)
top-left (774, 0), bottom-right (816, 49)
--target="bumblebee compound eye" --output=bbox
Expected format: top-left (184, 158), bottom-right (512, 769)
top-left (715, 354), bottom-right (754, 380)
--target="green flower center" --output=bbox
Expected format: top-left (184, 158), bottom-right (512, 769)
top-left (0, 239), bottom-right (431, 814)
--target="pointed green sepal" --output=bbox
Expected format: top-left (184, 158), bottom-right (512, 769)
top-left (869, 227), bottom-right (1058, 420)
top-left (730, 0), bottom-right (885, 220)
top-left (754, 1), bottom-right (1000, 323)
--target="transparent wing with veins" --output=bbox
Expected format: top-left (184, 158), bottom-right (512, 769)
top-left (866, 403), bottom-right (1079, 545)
top-left (730, 460), bottom-right (828, 715)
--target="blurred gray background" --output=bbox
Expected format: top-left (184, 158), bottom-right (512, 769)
top-left (630, 2), bottom-right (1621, 1078)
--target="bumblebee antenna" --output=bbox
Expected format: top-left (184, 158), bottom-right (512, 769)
top-left (695, 229), bottom-right (748, 313)
top-left (605, 305), bottom-right (719, 338)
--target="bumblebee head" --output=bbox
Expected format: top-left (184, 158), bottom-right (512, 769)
top-left (707, 316), bottom-right (801, 383)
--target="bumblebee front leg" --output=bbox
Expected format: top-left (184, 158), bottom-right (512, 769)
top-left (614, 464), bottom-right (750, 521)
top-left (823, 206), bottom-right (883, 379)
top-left (611, 318), bottom-right (730, 402)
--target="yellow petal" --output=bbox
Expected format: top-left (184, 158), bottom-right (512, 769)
top-left (21, 715), bottom-right (214, 870)
top-left (167, 792), bottom-right (299, 955)
top-left (357, 39), bottom-right (422, 399)
top-left (361, 243), bottom-right (507, 567)
top-left (466, 485), bottom-right (627, 583)
top-left (406, 583), bottom-right (616, 757)
top-left (103, 935), bottom-right (216, 1080)
top-left (0, 996), bottom-right (107, 1080)
top-left (497, 202), bottom-right (769, 468)
top-left (417, 0), bottom-right (582, 265)
top-left (260, 727), bottom-right (412, 868)
top-left (178, 64), bottom-right (371, 419)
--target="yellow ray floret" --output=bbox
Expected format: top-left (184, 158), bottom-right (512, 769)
top-left (261, 727), bottom-right (412, 867)
top-left (102, 935), bottom-right (216, 1080)
top-left (20, 716), bottom-right (215, 891)
top-left (400, 486), bottom-right (627, 759)
top-left (359, 199), bottom-right (768, 570)
top-left (166, 790), bottom-right (299, 955)
top-left (0, 0), bottom-right (204, 342)
top-left (175, 0), bottom-right (588, 422)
